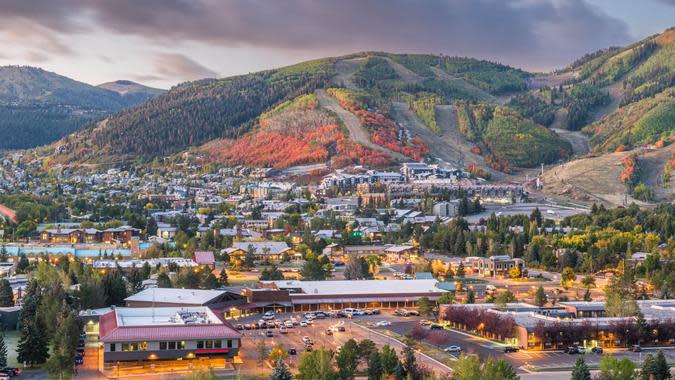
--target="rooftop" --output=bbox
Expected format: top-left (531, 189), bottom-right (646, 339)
top-left (115, 307), bottom-right (222, 327)
top-left (124, 288), bottom-right (226, 305)
top-left (261, 279), bottom-right (445, 296)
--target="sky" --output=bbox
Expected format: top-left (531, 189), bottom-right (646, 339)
top-left (0, 0), bottom-right (673, 89)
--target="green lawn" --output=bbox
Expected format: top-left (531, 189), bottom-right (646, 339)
top-left (3, 330), bottom-right (21, 367)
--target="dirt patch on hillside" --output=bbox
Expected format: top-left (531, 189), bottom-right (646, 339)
top-left (540, 147), bottom-right (673, 206)
top-left (551, 127), bottom-right (591, 156)
top-left (315, 89), bottom-right (405, 161)
top-left (381, 56), bottom-right (423, 83)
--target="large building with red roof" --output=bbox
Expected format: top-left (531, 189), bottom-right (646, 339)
top-left (98, 307), bottom-right (241, 367)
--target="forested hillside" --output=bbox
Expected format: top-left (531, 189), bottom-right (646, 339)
top-left (0, 66), bottom-right (162, 149)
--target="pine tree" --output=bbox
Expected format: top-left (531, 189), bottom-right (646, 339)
top-left (653, 350), bottom-right (671, 380)
top-left (534, 286), bottom-right (547, 307)
top-left (0, 334), bottom-right (7, 368)
top-left (218, 269), bottom-right (229, 286)
top-left (367, 350), bottom-right (383, 380)
top-left (466, 288), bottom-right (475, 304)
top-left (45, 304), bottom-right (79, 377)
top-left (269, 358), bottom-right (292, 380)
top-left (641, 353), bottom-right (656, 380)
top-left (571, 357), bottom-right (591, 380)
top-left (0, 279), bottom-right (14, 307)
top-left (17, 320), bottom-right (49, 366)
top-left (402, 344), bottom-right (418, 380)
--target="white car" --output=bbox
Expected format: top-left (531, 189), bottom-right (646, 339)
top-left (302, 336), bottom-right (312, 344)
top-left (444, 346), bottom-right (462, 353)
top-left (300, 321), bottom-right (308, 327)
top-left (284, 320), bottom-right (293, 328)
top-left (375, 321), bottom-right (391, 327)
top-left (262, 312), bottom-right (276, 320)
top-left (279, 326), bottom-right (288, 334)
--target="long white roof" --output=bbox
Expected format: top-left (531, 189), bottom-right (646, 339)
top-left (262, 279), bottom-right (444, 295)
top-left (124, 288), bottom-right (226, 305)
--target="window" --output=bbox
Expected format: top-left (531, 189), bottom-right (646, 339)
top-left (139, 342), bottom-right (148, 351)
top-left (206, 340), bottom-right (213, 349)
top-left (168, 341), bottom-right (176, 350)
top-left (179, 341), bottom-right (185, 349)
top-left (110, 344), bottom-right (116, 352)
top-left (214, 340), bottom-right (222, 348)
top-left (122, 343), bottom-right (129, 352)
top-left (197, 341), bottom-right (204, 349)
top-left (159, 342), bottom-right (167, 350)
top-left (227, 340), bottom-right (233, 348)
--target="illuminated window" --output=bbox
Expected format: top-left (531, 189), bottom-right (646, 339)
top-left (139, 342), bottom-right (148, 351)
top-left (122, 343), bottom-right (129, 352)
top-left (179, 341), bottom-right (185, 349)
top-left (205, 340), bottom-right (213, 349)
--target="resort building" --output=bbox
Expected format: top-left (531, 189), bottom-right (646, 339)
top-left (99, 307), bottom-right (241, 369)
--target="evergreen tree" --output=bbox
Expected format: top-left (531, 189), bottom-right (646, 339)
top-left (0, 334), bottom-right (7, 368)
top-left (402, 344), bottom-right (418, 380)
top-left (17, 320), bottom-right (49, 366)
top-left (201, 273), bottom-right (219, 289)
top-left (17, 254), bottom-right (29, 273)
top-left (465, 288), bottom-right (475, 304)
top-left (380, 345), bottom-right (399, 376)
top-left (45, 304), bottom-right (79, 377)
top-left (534, 286), bottom-right (547, 307)
top-left (269, 358), bottom-right (292, 380)
top-left (367, 350), bottom-right (382, 380)
top-left (0, 279), bottom-right (14, 307)
top-left (156, 272), bottom-right (172, 288)
top-left (336, 339), bottom-right (358, 380)
top-left (652, 350), bottom-right (671, 380)
top-left (218, 269), bottom-right (229, 286)
top-left (571, 356), bottom-right (591, 380)
top-left (456, 262), bottom-right (465, 277)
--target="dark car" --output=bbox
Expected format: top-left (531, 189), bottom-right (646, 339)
top-left (337, 326), bottom-right (346, 332)
top-left (1, 368), bottom-right (19, 377)
top-left (370, 309), bottom-right (381, 315)
top-left (288, 348), bottom-right (297, 355)
top-left (630, 345), bottom-right (642, 352)
top-left (503, 346), bottom-right (519, 353)
top-left (591, 347), bottom-right (603, 354)
top-left (325, 329), bottom-right (333, 336)
top-left (266, 330), bottom-right (273, 337)
top-left (235, 324), bottom-right (244, 330)
top-left (429, 324), bottom-right (443, 330)
top-left (305, 345), bottom-right (313, 352)
top-left (566, 346), bottom-right (579, 354)
top-left (76, 347), bottom-right (85, 357)
top-left (74, 356), bottom-right (84, 365)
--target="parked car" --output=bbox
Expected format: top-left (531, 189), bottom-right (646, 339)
top-left (300, 321), bottom-right (308, 327)
top-left (280, 326), bottom-right (288, 334)
top-left (305, 345), bottom-right (313, 352)
top-left (429, 324), bottom-right (444, 330)
top-left (0, 372), bottom-right (10, 380)
top-left (235, 324), bottom-right (244, 330)
top-left (325, 329), bottom-right (333, 335)
top-left (288, 348), bottom-right (297, 355)
top-left (375, 321), bottom-right (391, 327)
top-left (302, 336), bottom-right (312, 344)
top-left (266, 330), bottom-right (274, 337)
top-left (503, 346), bottom-right (519, 353)
top-left (284, 320), bottom-right (293, 328)
top-left (566, 346), bottom-right (579, 354)
top-left (576, 346), bottom-right (586, 354)
top-left (630, 345), bottom-right (642, 352)
top-left (370, 309), bottom-right (381, 315)
top-left (337, 326), bottom-right (346, 332)
top-left (419, 319), bottom-right (432, 326)
top-left (444, 346), bottom-right (461, 353)
top-left (591, 347), bottom-right (603, 354)
top-left (262, 312), bottom-right (276, 320)
top-left (1, 368), bottom-right (19, 377)
top-left (74, 356), bottom-right (84, 365)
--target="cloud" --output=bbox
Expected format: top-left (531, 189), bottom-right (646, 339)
top-left (0, 0), bottom-right (638, 70)
top-left (154, 53), bottom-right (217, 81)
top-left (24, 51), bottom-right (49, 63)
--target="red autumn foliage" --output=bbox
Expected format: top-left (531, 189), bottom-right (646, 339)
top-left (335, 139), bottom-right (392, 168)
top-left (470, 146), bottom-right (482, 155)
top-left (466, 163), bottom-right (491, 179)
top-left (654, 140), bottom-right (666, 148)
top-left (615, 145), bottom-right (626, 152)
top-left (619, 154), bottom-right (638, 184)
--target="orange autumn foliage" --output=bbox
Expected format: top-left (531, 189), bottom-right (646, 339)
top-left (619, 154), bottom-right (638, 184)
